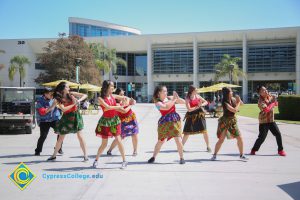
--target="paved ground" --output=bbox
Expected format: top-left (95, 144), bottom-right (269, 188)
top-left (0, 104), bottom-right (300, 200)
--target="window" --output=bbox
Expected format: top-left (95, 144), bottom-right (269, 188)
top-left (247, 44), bottom-right (295, 72)
top-left (199, 47), bottom-right (242, 73)
top-left (153, 48), bottom-right (193, 74)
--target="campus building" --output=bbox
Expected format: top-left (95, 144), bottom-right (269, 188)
top-left (0, 18), bottom-right (299, 102)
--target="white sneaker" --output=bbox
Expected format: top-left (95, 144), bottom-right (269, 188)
top-left (92, 160), bottom-right (98, 168)
top-left (211, 155), bottom-right (217, 161)
top-left (240, 154), bottom-right (248, 161)
top-left (120, 161), bottom-right (128, 169)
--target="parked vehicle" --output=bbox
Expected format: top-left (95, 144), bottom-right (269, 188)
top-left (0, 87), bottom-right (36, 134)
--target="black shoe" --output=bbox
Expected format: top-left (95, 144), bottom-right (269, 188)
top-left (58, 149), bottom-right (64, 155)
top-left (47, 156), bottom-right (56, 161)
top-left (107, 151), bottom-right (112, 156)
top-left (179, 158), bottom-right (185, 164)
top-left (148, 157), bottom-right (155, 163)
top-left (34, 152), bottom-right (40, 156)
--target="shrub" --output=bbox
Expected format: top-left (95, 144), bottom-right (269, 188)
top-left (277, 95), bottom-right (300, 121)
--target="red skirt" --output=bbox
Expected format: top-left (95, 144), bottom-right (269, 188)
top-left (95, 116), bottom-right (121, 139)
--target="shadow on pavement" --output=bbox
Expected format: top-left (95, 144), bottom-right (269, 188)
top-left (278, 181), bottom-right (300, 200)
top-left (43, 166), bottom-right (118, 171)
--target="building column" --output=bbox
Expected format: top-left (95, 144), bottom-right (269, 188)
top-left (242, 34), bottom-right (248, 102)
top-left (147, 40), bottom-right (154, 101)
top-left (296, 30), bottom-right (300, 94)
top-left (193, 37), bottom-right (199, 88)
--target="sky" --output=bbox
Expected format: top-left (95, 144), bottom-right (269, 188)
top-left (0, 0), bottom-right (300, 39)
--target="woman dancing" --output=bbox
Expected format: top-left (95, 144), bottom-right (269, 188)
top-left (107, 88), bottom-right (139, 156)
top-left (211, 87), bottom-right (248, 161)
top-left (47, 82), bottom-right (88, 161)
top-left (148, 85), bottom-right (186, 164)
top-left (182, 85), bottom-right (211, 152)
top-left (93, 80), bottom-right (131, 169)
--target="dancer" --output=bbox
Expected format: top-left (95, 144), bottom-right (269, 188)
top-left (250, 85), bottom-right (286, 156)
top-left (182, 85), bottom-right (211, 152)
top-left (107, 88), bottom-right (139, 156)
top-left (93, 80), bottom-right (131, 169)
top-left (148, 85), bottom-right (186, 164)
top-left (35, 88), bottom-right (63, 156)
top-left (211, 87), bottom-right (248, 161)
top-left (47, 82), bottom-right (88, 161)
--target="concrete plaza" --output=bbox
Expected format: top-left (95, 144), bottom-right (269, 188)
top-left (0, 104), bottom-right (299, 200)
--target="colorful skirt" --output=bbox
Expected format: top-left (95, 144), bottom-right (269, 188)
top-left (120, 112), bottom-right (139, 139)
top-left (55, 110), bottom-right (84, 135)
top-left (217, 116), bottom-right (240, 139)
top-left (183, 108), bottom-right (207, 135)
top-left (157, 112), bottom-right (181, 141)
top-left (95, 116), bottom-right (121, 139)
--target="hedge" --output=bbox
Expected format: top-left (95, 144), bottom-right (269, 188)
top-left (278, 95), bottom-right (300, 121)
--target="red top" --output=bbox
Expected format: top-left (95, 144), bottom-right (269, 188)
top-left (63, 101), bottom-right (77, 114)
top-left (156, 101), bottom-right (176, 116)
top-left (188, 97), bottom-right (201, 108)
top-left (118, 105), bottom-right (133, 118)
top-left (100, 95), bottom-right (118, 118)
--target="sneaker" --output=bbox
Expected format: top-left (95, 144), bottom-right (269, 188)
top-left (107, 151), bottom-right (112, 156)
top-left (132, 152), bottom-right (137, 157)
top-left (47, 156), bottom-right (56, 161)
top-left (58, 149), bottom-right (64, 155)
top-left (179, 158), bottom-right (185, 164)
top-left (240, 154), bottom-right (248, 161)
top-left (207, 147), bottom-right (212, 153)
top-left (120, 161), bottom-right (128, 169)
top-left (278, 150), bottom-right (286, 156)
top-left (83, 156), bottom-right (89, 162)
top-left (34, 152), bottom-right (40, 156)
top-left (92, 160), bottom-right (98, 168)
top-left (211, 154), bottom-right (217, 161)
top-left (250, 150), bottom-right (256, 155)
top-left (148, 157), bottom-right (155, 163)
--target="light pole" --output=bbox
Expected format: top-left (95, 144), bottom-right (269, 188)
top-left (114, 74), bottom-right (119, 88)
top-left (229, 64), bottom-right (234, 84)
top-left (75, 58), bottom-right (82, 83)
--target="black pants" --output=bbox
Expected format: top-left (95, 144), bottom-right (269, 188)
top-left (252, 122), bottom-right (283, 152)
top-left (35, 121), bottom-right (62, 153)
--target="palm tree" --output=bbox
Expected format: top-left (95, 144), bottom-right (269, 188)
top-left (90, 43), bottom-right (127, 77)
top-left (214, 54), bottom-right (246, 84)
top-left (8, 55), bottom-right (31, 87)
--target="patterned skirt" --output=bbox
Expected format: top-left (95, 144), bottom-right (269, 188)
top-left (95, 116), bottom-right (121, 139)
top-left (217, 116), bottom-right (240, 139)
top-left (55, 110), bottom-right (84, 135)
top-left (183, 108), bottom-right (207, 135)
top-left (120, 112), bottom-right (139, 139)
top-left (158, 112), bottom-right (181, 141)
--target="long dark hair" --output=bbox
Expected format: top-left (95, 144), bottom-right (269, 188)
top-left (186, 85), bottom-right (196, 99)
top-left (114, 88), bottom-right (124, 103)
top-left (53, 81), bottom-right (72, 103)
top-left (100, 80), bottom-right (113, 99)
top-left (221, 87), bottom-right (231, 106)
top-left (153, 85), bottom-right (166, 103)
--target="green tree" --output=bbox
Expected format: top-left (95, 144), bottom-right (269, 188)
top-left (35, 35), bottom-right (101, 85)
top-left (214, 54), bottom-right (246, 84)
top-left (8, 55), bottom-right (31, 87)
top-left (90, 43), bottom-right (127, 76)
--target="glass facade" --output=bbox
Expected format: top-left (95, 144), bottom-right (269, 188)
top-left (153, 48), bottom-right (193, 74)
top-left (154, 82), bottom-right (193, 98)
top-left (116, 53), bottom-right (147, 76)
top-left (116, 82), bottom-right (148, 103)
top-left (199, 47), bottom-right (242, 73)
top-left (247, 44), bottom-right (296, 72)
top-left (69, 23), bottom-right (136, 37)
